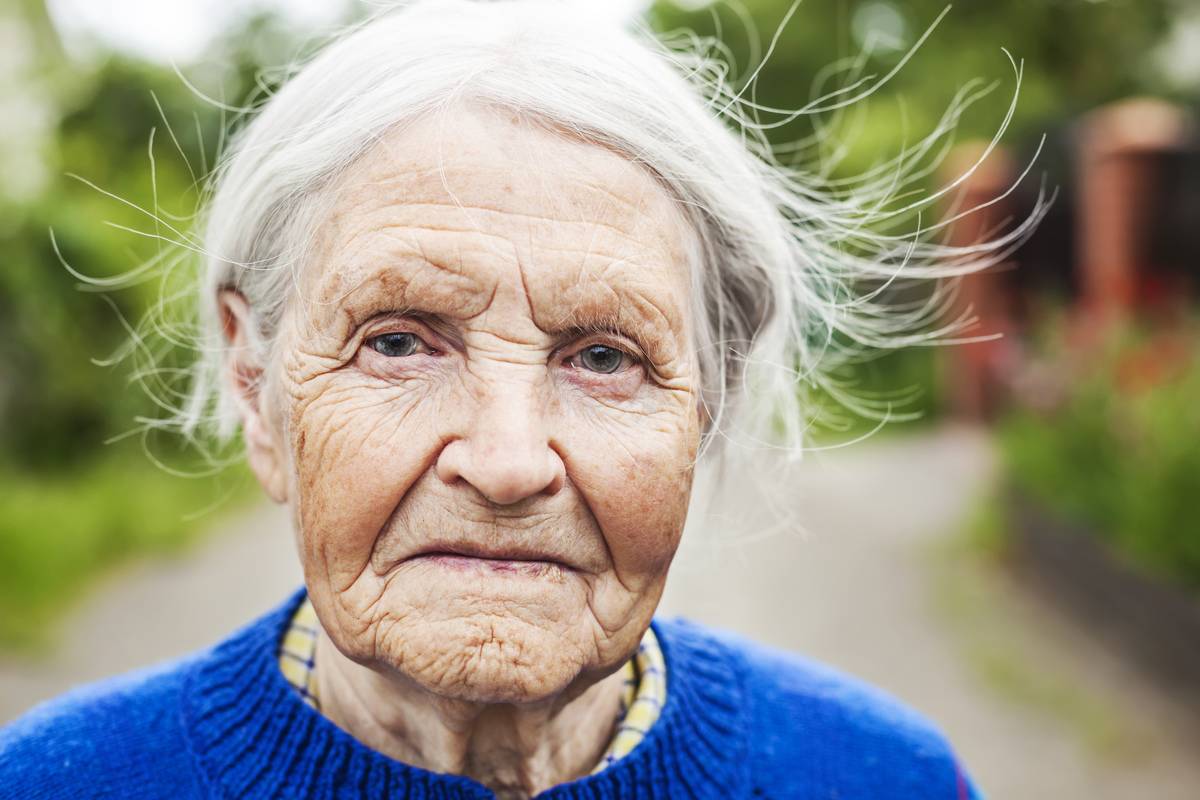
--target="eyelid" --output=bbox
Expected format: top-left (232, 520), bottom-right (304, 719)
top-left (562, 338), bottom-right (645, 378)
top-left (360, 314), bottom-right (451, 351)
top-left (563, 334), bottom-right (642, 363)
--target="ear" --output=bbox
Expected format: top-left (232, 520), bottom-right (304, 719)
top-left (696, 393), bottom-right (712, 432)
top-left (218, 290), bottom-right (289, 504)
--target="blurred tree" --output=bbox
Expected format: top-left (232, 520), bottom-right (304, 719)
top-left (0, 2), bottom-right (326, 471)
top-left (645, 0), bottom-right (1195, 430)
top-left (647, 0), bottom-right (1192, 171)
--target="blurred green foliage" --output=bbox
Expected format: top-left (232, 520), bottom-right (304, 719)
top-left (649, 0), bottom-right (1193, 167)
top-left (648, 0), bottom-right (1197, 431)
top-left (999, 321), bottom-right (1200, 590)
top-left (0, 6), bottom-right (307, 647)
top-left (1, 9), bottom-right (307, 469)
top-left (805, 346), bottom-right (945, 439)
top-left (2, 56), bottom-right (213, 466)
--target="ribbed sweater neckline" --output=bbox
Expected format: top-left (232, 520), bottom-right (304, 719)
top-left (182, 590), bottom-right (747, 799)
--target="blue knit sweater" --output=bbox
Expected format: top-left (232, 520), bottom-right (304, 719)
top-left (0, 590), bottom-right (981, 799)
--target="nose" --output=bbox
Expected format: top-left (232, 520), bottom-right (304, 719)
top-left (435, 379), bottom-right (565, 506)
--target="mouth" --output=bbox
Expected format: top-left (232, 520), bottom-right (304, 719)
top-left (406, 542), bottom-right (574, 575)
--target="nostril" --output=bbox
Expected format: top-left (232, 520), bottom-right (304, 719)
top-left (435, 437), bottom-right (564, 505)
top-left (542, 468), bottom-right (564, 497)
top-left (434, 438), bottom-right (470, 488)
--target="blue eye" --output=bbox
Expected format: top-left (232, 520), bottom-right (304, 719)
top-left (578, 344), bottom-right (626, 374)
top-left (370, 332), bottom-right (421, 357)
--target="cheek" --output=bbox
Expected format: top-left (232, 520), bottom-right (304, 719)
top-left (285, 366), bottom-right (444, 589)
top-left (561, 401), bottom-right (699, 582)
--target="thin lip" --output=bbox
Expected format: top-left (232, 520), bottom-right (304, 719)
top-left (406, 541), bottom-right (575, 569)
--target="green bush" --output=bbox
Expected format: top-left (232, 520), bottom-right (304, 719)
top-left (999, 322), bottom-right (1200, 590)
top-left (0, 447), bottom-right (256, 649)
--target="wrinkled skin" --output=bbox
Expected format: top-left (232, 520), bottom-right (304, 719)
top-left (222, 104), bottom-right (700, 796)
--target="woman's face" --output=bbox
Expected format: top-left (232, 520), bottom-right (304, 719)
top-left (259, 105), bottom-right (700, 703)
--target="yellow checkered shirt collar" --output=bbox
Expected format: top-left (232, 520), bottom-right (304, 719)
top-left (279, 597), bottom-right (667, 774)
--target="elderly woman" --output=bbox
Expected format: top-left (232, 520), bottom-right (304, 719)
top-left (0, 1), bottom-right (994, 798)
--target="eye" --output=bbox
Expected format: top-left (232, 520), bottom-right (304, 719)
top-left (575, 344), bottom-right (629, 374)
top-left (369, 332), bottom-right (427, 358)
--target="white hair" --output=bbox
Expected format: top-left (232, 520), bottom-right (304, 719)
top-left (108, 0), bottom-right (1045, 465)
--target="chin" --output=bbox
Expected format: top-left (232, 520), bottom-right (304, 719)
top-left (375, 612), bottom-right (592, 704)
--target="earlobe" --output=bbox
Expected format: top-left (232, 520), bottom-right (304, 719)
top-left (218, 290), bottom-right (289, 504)
top-left (696, 395), bottom-right (711, 433)
top-left (243, 413), bottom-right (289, 504)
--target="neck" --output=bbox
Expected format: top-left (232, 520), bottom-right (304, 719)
top-left (314, 632), bottom-right (626, 799)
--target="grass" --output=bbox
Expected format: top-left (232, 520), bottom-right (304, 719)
top-left (927, 495), bottom-right (1152, 762)
top-left (0, 446), bottom-right (258, 650)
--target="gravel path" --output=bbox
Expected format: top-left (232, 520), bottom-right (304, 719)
top-left (3, 426), bottom-right (1197, 798)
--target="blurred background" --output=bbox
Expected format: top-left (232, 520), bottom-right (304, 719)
top-left (1, 0), bottom-right (1198, 796)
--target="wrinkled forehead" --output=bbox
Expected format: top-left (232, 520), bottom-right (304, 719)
top-left (296, 106), bottom-right (696, 344)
